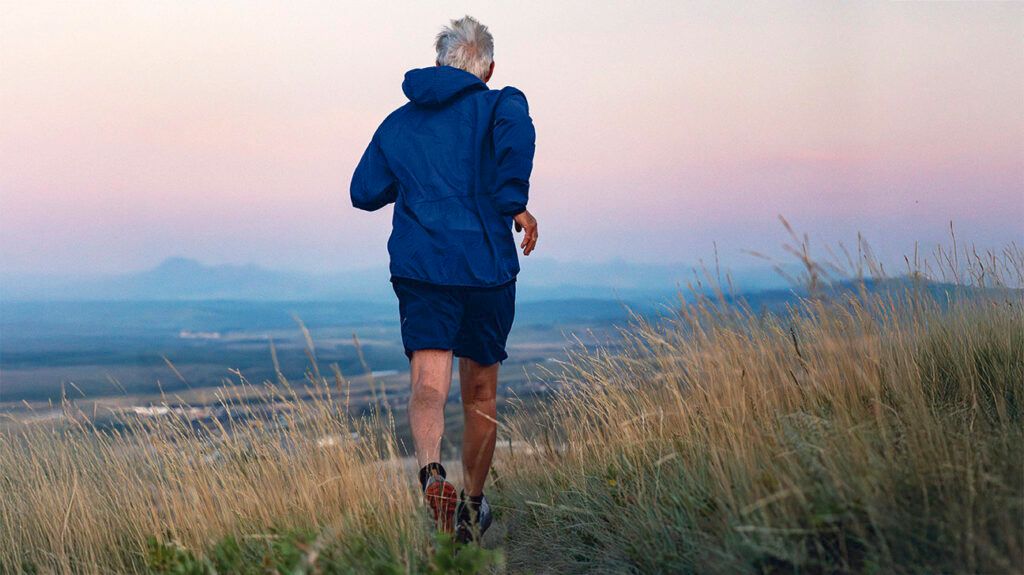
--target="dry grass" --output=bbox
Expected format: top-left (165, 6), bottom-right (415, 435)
top-left (0, 373), bottom-right (434, 573)
top-left (496, 235), bottom-right (1024, 573)
top-left (1, 232), bottom-right (1021, 573)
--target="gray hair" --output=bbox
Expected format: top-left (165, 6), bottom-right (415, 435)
top-left (435, 16), bottom-right (494, 81)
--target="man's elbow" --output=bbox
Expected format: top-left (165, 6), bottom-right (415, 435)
top-left (350, 191), bottom-right (366, 210)
top-left (350, 183), bottom-right (377, 211)
top-left (351, 197), bottom-right (379, 212)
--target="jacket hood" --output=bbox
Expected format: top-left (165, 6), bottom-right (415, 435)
top-left (402, 66), bottom-right (486, 107)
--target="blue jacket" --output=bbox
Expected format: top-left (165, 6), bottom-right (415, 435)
top-left (350, 66), bottom-right (536, 287)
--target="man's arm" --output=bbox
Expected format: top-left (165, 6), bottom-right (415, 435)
top-left (492, 88), bottom-right (535, 217)
top-left (350, 131), bottom-right (398, 211)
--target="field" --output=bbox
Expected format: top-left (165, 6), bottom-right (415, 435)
top-left (0, 298), bottom-right (630, 448)
top-left (1, 240), bottom-right (1021, 573)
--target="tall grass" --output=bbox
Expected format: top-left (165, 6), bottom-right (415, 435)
top-left (1, 233), bottom-right (1021, 573)
top-left (0, 373), bottom-right (445, 572)
top-left (497, 235), bottom-right (1023, 573)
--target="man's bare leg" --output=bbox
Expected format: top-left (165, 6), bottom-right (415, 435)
top-left (459, 357), bottom-right (499, 496)
top-left (409, 349), bottom-right (454, 466)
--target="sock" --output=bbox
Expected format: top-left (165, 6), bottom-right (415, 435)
top-left (418, 462), bottom-right (446, 491)
top-left (463, 492), bottom-right (484, 515)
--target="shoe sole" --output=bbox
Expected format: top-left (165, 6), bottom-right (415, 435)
top-left (425, 480), bottom-right (458, 532)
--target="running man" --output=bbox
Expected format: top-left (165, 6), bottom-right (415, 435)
top-left (350, 15), bottom-right (537, 543)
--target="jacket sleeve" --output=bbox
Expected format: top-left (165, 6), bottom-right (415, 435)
top-left (350, 130), bottom-right (398, 211)
top-left (492, 88), bottom-right (536, 216)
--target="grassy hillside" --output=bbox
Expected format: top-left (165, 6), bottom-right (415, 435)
top-left (497, 279), bottom-right (1023, 573)
top-left (1, 240), bottom-right (1021, 573)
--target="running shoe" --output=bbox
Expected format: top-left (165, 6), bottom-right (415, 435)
top-left (455, 490), bottom-right (493, 544)
top-left (423, 468), bottom-right (458, 532)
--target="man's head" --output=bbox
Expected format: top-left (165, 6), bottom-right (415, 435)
top-left (435, 16), bottom-right (494, 83)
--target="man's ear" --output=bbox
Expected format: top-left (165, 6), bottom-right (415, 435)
top-left (483, 61), bottom-right (495, 83)
top-left (436, 60), bottom-right (441, 67)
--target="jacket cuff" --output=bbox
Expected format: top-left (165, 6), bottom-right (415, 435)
top-left (495, 181), bottom-right (529, 216)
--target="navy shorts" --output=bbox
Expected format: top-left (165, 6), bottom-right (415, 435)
top-left (391, 277), bottom-right (516, 366)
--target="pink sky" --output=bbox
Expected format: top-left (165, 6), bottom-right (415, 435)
top-left (1, 1), bottom-right (1021, 276)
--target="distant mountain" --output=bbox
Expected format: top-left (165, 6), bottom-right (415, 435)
top-left (0, 258), bottom-right (386, 302)
top-left (112, 257), bottom-right (303, 300)
top-left (0, 257), bottom-right (793, 303)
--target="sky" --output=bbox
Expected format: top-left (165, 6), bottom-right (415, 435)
top-left (1, 1), bottom-right (1021, 277)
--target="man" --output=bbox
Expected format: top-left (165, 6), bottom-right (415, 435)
top-left (350, 16), bottom-right (537, 543)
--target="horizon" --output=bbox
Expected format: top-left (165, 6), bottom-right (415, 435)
top-left (2, 247), bottom-right (1003, 305)
top-left (2, 1), bottom-right (1022, 277)
top-left (0, 252), bottom-right (798, 303)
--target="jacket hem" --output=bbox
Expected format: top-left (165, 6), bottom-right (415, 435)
top-left (389, 273), bottom-right (518, 290)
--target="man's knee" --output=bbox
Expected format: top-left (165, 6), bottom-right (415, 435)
top-left (464, 384), bottom-right (496, 404)
top-left (461, 376), bottom-right (497, 402)
top-left (458, 357), bottom-right (497, 405)
top-left (410, 383), bottom-right (448, 411)
top-left (462, 386), bottom-right (497, 416)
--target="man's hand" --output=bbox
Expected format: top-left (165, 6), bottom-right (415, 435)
top-left (513, 209), bottom-right (538, 256)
